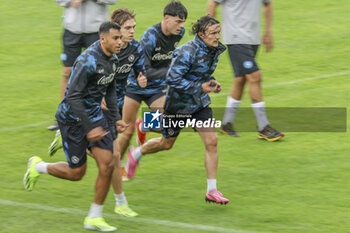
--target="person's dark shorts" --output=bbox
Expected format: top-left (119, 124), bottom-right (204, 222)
top-left (102, 108), bottom-right (123, 141)
top-left (227, 44), bottom-right (260, 77)
top-left (161, 107), bottom-right (213, 138)
top-left (58, 118), bottom-right (114, 168)
top-left (125, 91), bottom-right (165, 107)
top-left (61, 29), bottom-right (99, 67)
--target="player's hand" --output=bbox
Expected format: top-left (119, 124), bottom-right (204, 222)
top-left (87, 127), bottom-right (109, 142)
top-left (137, 72), bottom-right (147, 88)
top-left (201, 80), bottom-right (217, 93)
top-left (101, 97), bottom-right (109, 111)
top-left (116, 120), bottom-right (129, 133)
top-left (70, 0), bottom-right (83, 8)
top-left (262, 31), bottom-right (274, 52)
top-left (213, 80), bottom-right (222, 93)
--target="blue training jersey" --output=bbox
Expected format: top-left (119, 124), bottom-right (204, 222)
top-left (56, 40), bottom-right (120, 133)
top-left (164, 36), bottom-right (226, 114)
top-left (127, 23), bottom-right (185, 95)
top-left (115, 39), bottom-right (145, 109)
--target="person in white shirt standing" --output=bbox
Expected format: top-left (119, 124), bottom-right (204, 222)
top-left (208, 0), bottom-right (284, 141)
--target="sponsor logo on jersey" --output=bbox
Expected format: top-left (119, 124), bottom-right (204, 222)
top-left (97, 73), bottom-right (114, 85)
top-left (152, 51), bottom-right (173, 61)
top-left (117, 64), bottom-right (132, 74)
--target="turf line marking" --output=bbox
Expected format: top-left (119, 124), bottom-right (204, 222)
top-left (211, 70), bottom-right (350, 98)
top-left (0, 120), bottom-right (52, 132)
top-left (0, 199), bottom-right (261, 233)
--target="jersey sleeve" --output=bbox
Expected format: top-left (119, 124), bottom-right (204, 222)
top-left (65, 56), bottom-right (96, 133)
top-left (132, 43), bottom-right (146, 76)
top-left (166, 46), bottom-right (202, 95)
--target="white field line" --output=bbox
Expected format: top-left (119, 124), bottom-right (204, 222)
top-left (0, 199), bottom-right (261, 233)
top-left (1, 71), bottom-right (349, 132)
top-left (211, 70), bottom-right (350, 98)
top-left (0, 120), bottom-right (52, 132)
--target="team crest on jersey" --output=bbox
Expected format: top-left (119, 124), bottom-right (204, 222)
top-left (128, 54), bottom-right (135, 62)
top-left (97, 67), bottom-right (105, 74)
top-left (174, 42), bottom-right (179, 48)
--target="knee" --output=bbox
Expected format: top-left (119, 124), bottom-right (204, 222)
top-left (205, 135), bottom-right (218, 151)
top-left (70, 167), bottom-right (86, 181)
top-left (99, 157), bottom-right (114, 175)
top-left (113, 151), bottom-right (121, 161)
top-left (122, 128), bottom-right (135, 138)
top-left (247, 71), bottom-right (262, 84)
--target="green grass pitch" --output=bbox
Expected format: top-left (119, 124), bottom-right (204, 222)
top-left (1, 0), bottom-right (350, 232)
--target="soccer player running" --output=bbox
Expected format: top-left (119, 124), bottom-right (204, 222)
top-left (47, 8), bottom-right (146, 218)
top-left (107, 8), bottom-right (147, 217)
top-left (127, 15), bottom-right (229, 205)
top-left (24, 22), bottom-right (123, 232)
top-left (118, 1), bottom-right (187, 170)
top-left (208, 0), bottom-right (284, 141)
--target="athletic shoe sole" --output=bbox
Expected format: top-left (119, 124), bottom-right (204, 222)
top-left (220, 128), bottom-right (241, 137)
top-left (205, 196), bottom-right (229, 205)
top-left (257, 134), bottom-right (284, 142)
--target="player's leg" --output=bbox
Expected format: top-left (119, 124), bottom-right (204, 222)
top-left (117, 95), bottom-right (141, 160)
top-left (148, 93), bottom-right (166, 113)
top-left (45, 122), bottom-right (89, 181)
top-left (85, 145), bottom-right (116, 231)
top-left (221, 44), bottom-right (249, 137)
top-left (244, 45), bottom-right (283, 141)
top-left (24, 123), bottom-right (88, 191)
top-left (134, 93), bottom-right (166, 146)
top-left (48, 129), bottom-right (63, 156)
top-left (126, 135), bottom-right (177, 179)
top-left (195, 108), bottom-right (229, 204)
top-left (111, 139), bottom-right (138, 217)
top-left (90, 146), bottom-right (114, 205)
